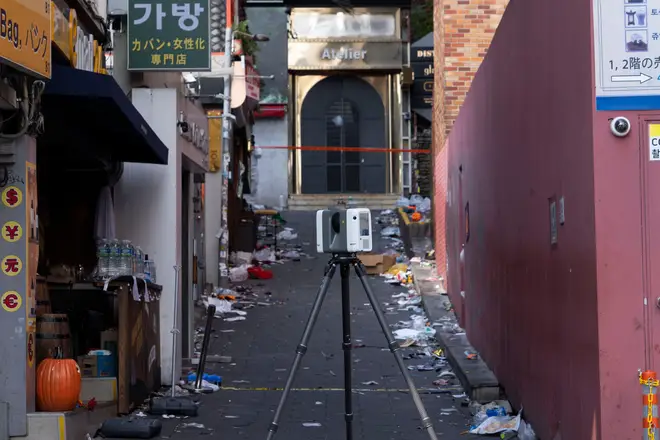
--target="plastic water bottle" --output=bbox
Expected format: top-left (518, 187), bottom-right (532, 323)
top-left (144, 254), bottom-right (152, 282)
top-left (108, 239), bottom-right (121, 278)
top-left (135, 247), bottom-right (143, 276)
top-left (119, 240), bottom-right (133, 276)
top-left (96, 239), bottom-right (109, 278)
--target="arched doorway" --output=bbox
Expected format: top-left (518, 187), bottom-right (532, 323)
top-left (300, 76), bottom-right (386, 194)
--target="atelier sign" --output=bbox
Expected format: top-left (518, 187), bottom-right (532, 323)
top-left (321, 48), bottom-right (367, 61)
top-left (289, 41), bottom-right (402, 70)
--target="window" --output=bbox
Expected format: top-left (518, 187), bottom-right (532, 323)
top-left (292, 12), bottom-right (396, 38)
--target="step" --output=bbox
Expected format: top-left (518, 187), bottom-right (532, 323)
top-left (288, 194), bottom-right (400, 211)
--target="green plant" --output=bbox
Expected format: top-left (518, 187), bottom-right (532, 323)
top-left (233, 20), bottom-right (260, 63)
top-left (410, 0), bottom-right (433, 42)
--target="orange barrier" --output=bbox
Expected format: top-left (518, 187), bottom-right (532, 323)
top-left (256, 145), bottom-right (432, 154)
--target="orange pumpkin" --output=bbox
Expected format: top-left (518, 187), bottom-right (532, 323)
top-left (411, 212), bottom-right (422, 222)
top-left (36, 348), bottom-right (81, 412)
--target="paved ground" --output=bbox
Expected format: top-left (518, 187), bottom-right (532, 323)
top-left (160, 212), bottom-right (478, 439)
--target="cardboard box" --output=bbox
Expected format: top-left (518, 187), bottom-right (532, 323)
top-left (78, 354), bottom-right (116, 378)
top-left (358, 253), bottom-right (397, 275)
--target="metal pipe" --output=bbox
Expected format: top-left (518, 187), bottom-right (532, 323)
top-left (170, 265), bottom-right (181, 398)
top-left (194, 304), bottom-right (217, 389)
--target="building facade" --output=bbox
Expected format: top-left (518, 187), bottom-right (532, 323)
top-left (287, 8), bottom-right (406, 196)
top-left (442, 0), bottom-right (657, 438)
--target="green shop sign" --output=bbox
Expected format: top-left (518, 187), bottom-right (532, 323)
top-left (128, 0), bottom-right (211, 71)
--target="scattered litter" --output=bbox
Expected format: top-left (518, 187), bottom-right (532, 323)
top-left (361, 381), bottom-right (379, 386)
top-left (315, 401), bottom-right (323, 405)
top-left (225, 316), bottom-right (246, 322)
top-left (469, 411), bottom-right (522, 435)
top-left (181, 422), bottom-right (206, 429)
top-left (302, 422), bottom-right (322, 427)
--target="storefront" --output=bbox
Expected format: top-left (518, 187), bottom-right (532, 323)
top-left (0, 0), bottom-right (172, 437)
top-left (287, 8), bottom-right (404, 195)
top-left (37, 0), bottom-right (170, 428)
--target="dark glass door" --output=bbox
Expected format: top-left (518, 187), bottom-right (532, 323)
top-left (325, 99), bottom-right (360, 192)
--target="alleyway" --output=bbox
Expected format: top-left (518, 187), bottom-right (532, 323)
top-left (165, 212), bottom-right (478, 439)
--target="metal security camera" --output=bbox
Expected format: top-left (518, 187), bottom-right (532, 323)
top-left (610, 116), bottom-right (631, 137)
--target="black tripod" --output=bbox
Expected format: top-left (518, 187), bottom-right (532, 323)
top-left (266, 253), bottom-right (438, 440)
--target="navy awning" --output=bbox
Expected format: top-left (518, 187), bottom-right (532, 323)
top-left (41, 64), bottom-right (168, 165)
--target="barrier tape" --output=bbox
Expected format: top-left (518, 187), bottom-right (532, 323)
top-left (641, 371), bottom-right (659, 440)
top-left (256, 145), bottom-right (432, 154)
top-left (220, 386), bottom-right (464, 393)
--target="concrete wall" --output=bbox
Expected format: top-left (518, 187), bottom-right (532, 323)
top-left (251, 118), bottom-right (288, 207)
top-left (444, 0), bottom-right (603, 438)
top-left (114, 87), bottom-right (208, 384)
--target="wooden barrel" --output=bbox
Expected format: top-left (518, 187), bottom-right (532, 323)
top-left (36, 314), bottom-right (72, 364)
top-left (36, 277), bottom-right (51, 315)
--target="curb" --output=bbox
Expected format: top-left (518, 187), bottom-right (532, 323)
top-left (410, 263), bottom-right (502, 404)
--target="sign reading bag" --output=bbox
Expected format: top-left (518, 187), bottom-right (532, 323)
top-left (128, 0), bottom-right (211, 71)
top-left (0, 0), bottom-right (52, 79)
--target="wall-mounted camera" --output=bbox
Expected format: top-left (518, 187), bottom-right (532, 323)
top-left (610, 116), bottom-right (631, 137)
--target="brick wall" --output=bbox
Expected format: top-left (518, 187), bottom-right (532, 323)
top-left (432, 0), bottom-right (508, 284)
top-left (443, 0), bottom-right (509, 133)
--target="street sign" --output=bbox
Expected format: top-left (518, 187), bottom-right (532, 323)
top-left (594, 0), bottom-right (660, 110)
top-left (127, 0), bottom-right (211, 71)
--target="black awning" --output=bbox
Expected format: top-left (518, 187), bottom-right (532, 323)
top-left (413, 108), bottom-right (432, 123)
top-left (41, 64), bottom-right (169, 165)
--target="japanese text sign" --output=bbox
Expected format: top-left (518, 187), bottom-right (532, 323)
top-left (594, 0), bottom-right (660, 109)
top-left (0, 0), bottom-right (52, 79)
top-left (128, 0), bottom-right (211, 71)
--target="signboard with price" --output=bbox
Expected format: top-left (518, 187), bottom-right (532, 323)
top-left (127, 0), bottom-right (211, 71)
top-left (594, 0), bottom-right (660, 110)
top-left (0, 0), bottom-right (52, 79)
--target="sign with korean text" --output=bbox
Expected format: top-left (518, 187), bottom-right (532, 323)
top-left (594, 0), bottom-right (660, 109)
top-left (128, 0), bottom-right (211, 71)
top-left (0, 0), bottom-right (52, 79)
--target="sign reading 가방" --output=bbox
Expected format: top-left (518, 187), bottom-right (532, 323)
top-left (594, 0), bottom-right (660, 109)
top-left (0, 0), bottom-right (51, 79)
top-left (128, 0), bottom-right (211, 71)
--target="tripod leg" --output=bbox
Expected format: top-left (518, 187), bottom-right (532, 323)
top-left (266, 262), bottom-right (338, 440)
top-left (353, 262), bottom-right (439, 440)
top-left (340, 263), bottom-right (354, 440)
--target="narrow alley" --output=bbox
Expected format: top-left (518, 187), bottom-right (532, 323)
top-left (162, 212), bottom-right (478, 439)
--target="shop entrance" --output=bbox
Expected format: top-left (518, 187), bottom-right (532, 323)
top-left (300, 75), bottom-right (386, 194)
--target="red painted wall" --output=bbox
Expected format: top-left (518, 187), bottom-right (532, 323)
top-left (444, 0), bottom-right (607, 438)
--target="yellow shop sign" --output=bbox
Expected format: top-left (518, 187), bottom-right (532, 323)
top-left (0, 0), bottom-right (52, 79)
top-left (51, 3), bottom-right (107, 74)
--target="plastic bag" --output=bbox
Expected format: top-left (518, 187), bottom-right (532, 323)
top-left (396, 197), bottom-right (411, 207)
top-left (380, 226), bottom-right (400, 237)
top-left (229, 265), bottom-right (249, 282)
top-left (469, 411), bottom-right (521, 435)
top-left (254, 248), bottom-right (274, 262)
top-left (277, 228), bottom-right (298, 240)
top-left (517, 420), bottom-right (537, 440)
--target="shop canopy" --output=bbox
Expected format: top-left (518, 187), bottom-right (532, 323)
top-left (41, 64), bottom-right (169, 165)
